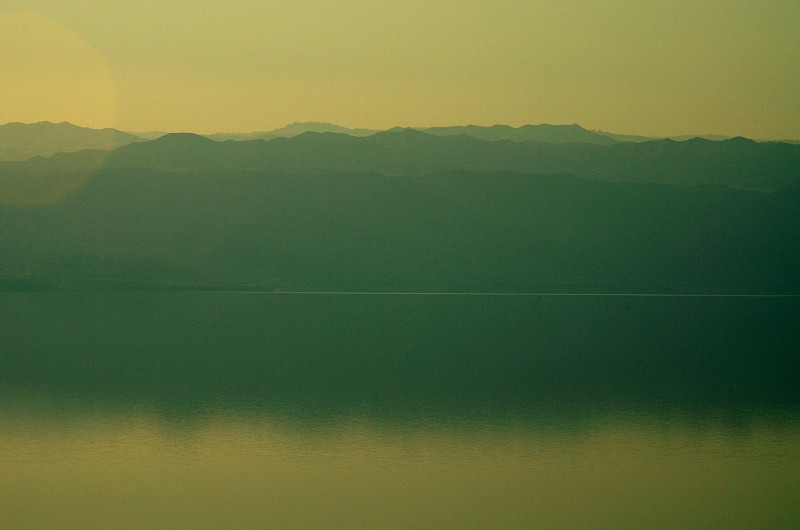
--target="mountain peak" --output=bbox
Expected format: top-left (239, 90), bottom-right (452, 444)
top-left (268, 122), bottom-right (377, 137)
top-left (726, 136), bottom-right (756, 145)
top-left (151, 132), bottom-right (215, 145)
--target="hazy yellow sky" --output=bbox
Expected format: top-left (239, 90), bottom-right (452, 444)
top-left (2, 1), bottom-right (798, 138)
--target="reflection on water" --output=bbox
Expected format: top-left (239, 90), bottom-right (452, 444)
top-left (2, 409), bottom-right (799, 529)
top-left (1, 293), bottom-right (799, 527)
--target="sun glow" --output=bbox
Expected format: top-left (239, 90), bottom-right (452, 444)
top-left (0, 11), bottom-right (116, 129)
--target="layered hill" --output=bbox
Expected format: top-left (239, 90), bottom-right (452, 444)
top-left (0, 121), bottom-right (146, 161)
top-left (204, 122), bottom-right (379, 142)
top-left (204, 122), bottom-right (614, 143)
top-left (2, 127), bottom-right (798, 292)
top-left (6, 120), bottom-right (789, 165)
top-left (2, 129), bottom-right (798, 206)
top-left (416, 123), bottom-right (617, 144)
top-left (19, 129), bottom-right (795, 191)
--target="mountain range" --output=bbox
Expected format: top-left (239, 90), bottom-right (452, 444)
top-left (3, 129), bottom-right (796, 200)
top-left (0, 121), bottom-right (145, 161)
top-left (0, 124), bottom-right (798, 292)
top-left (5, 121), bottom-right (796, 163)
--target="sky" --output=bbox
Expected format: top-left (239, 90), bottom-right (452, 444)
top-left (1, 1), bottom-right (798, 138)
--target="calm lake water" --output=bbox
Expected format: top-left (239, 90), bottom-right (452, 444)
top-left (2, 292), bottom-right (799, 528)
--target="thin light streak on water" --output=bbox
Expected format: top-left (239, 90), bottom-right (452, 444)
top-left (108, 291), bottom-right (800, 297)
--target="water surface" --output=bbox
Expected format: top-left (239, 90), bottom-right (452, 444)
top-left (2, 293), bottom-right (798, 528)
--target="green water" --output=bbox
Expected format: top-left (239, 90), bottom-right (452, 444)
top-left (1, 293), bottom-right (799, 528)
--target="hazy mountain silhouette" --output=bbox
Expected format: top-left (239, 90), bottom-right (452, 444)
top-left (269, 122), bottom-right (378, 137)
top-left (668, 134), bottom-right (733, 142)
top-left (592, 131), bottom-right (656, 143)
top-left (205, 122), bottom-right (620, 145)
top-left (204, 132), bottom-right (279, 142)
top-left (205, 122), bottom-right (378, 142)
top-left (595, 130), bottom-right (735, 143)
top-left (2, 122), bottom-right (798, 291)
top-left (416, 123), bottom-right (617, 145)
top-left (3, 129), bottom-right (797, 206)
top-left (0, 121), bottom-right (145, 161)
top-left (68, 129), bottom-right (800, 191)
top-left (4, 121), bottom-right (792, 166)
top-left (126, 130), bottom-right (169, 140)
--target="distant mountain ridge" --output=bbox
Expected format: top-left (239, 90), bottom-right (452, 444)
top-left (594, 130), bottom-right (737, 143)
top-left (2, 122), bottom-right (798, 292)
top-left (204, 122), bottom-right (379, 142)
top-left (0, 121), bottom-right (145, 161)
top-left (205, 122), bottom-right (789, 145)
top-left (85, 129), bottom-right (800, 191)
top-left (413, 123), bottom-right (617, 145)
top-left (3, 128), bottom-right (798, 207)
top-left (4, 121), bottom-right (796, 164)
top-left (203, 122), bottom-right (616, 144)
